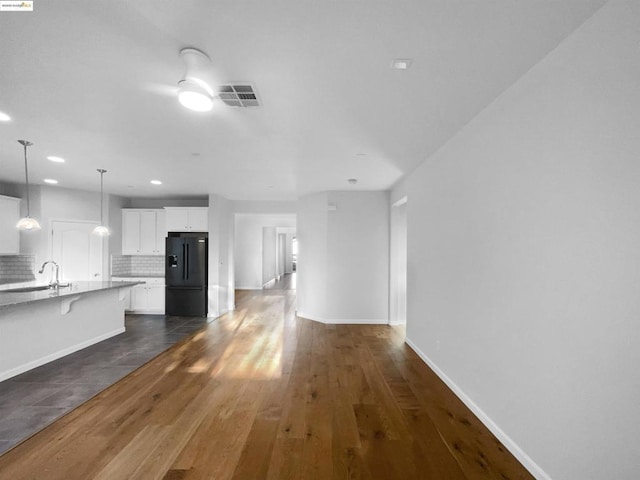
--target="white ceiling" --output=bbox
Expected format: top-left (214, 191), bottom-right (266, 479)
top-left (0, 0), bottom-right (606, 200)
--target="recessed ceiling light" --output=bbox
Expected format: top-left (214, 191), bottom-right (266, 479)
top-left (347, 178), bottom-right (358, 185)
top-left (47, 156), bottom-right (65, 163)
top-left (43, 178), bottom-right (58, 184)
top-left (391, 58), bottom-right (413, 70)
top-left (0, 111), bottom-right (11, 122)
top-left (150, 180), bottom-right (162, 185)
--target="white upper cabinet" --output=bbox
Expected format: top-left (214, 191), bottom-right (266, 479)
top-left (0, 195), bottom-right (20, 255)
top-left (122, 209), bottom-right (166, 255)
top-left (164, 207), bottom-right (208, 232)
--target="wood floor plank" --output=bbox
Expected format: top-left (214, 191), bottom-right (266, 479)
top-left (0, 274), bottom-right (533, 480)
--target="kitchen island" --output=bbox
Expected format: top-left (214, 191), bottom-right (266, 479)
top-left (0, 281), bottom-right (139, 381)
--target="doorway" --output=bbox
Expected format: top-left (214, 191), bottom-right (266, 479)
top-left (390, 197), bottom-right (407, 325)
top-left (51, 220), bottom-right (104, 282)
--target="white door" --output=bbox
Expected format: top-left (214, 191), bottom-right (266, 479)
top-left (52, 221), bottom-right (104, 282)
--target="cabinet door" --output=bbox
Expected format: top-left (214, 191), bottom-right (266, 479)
top-left (165, 208), bottom-right (189, 232)
top-left (155, 210), bottom-right (166, 254)
top-left (147, 285), bottom-right (165, 312)
top-left (122, 211), bottom-right (141, 254)
top-left (139, 211), bottom-right (156, 254)
top-left (131, 284), bottom-right (148, 310)
top-left (0, 196), bottom-right (20, 254)
top-left (188, 208), bottom-right (208, 231)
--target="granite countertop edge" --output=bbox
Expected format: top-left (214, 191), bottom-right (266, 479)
top-left (0, 281), bottom-right (142, 309)
top-left (111, 274), bottom-right (164, 278)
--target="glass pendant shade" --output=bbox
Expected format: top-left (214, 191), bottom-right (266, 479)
top-left (93, 168), bottom-right (110, 236)
top-left (16, 216), bottom-right (41, 230)
top-left (93, 225), bottom-right (110, 236)
top-left (16, 140), bottom-right (41, 231)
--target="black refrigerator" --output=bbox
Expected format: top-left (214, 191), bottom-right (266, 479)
top-left (165, 232), bottom-right (208, 316)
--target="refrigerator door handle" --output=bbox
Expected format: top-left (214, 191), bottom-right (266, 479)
top-left (182, 244), bottom-right (186, 280)
top-left (186, 243), bottom-right (190, 279)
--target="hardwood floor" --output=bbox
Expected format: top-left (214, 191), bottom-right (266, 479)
top-left (0, 283), bottom-right (533, 479)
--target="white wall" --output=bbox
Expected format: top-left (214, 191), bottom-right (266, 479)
top-left (389, 198), bottom-right (407, 325)
top-left (296, 192), bottom-right (328, 319)
top-left (208, 194), bottom-right (234, 317)
top-left (297, 191), bottom-right (389, 323)
top-left (233, 200), bottom-right (297, 215)
top-left (262, 226), bottom-right (277, 285)
top-left (277, 233), bottom-right (285, 277)
top-left (399, 3), bottom-right (640, 479)
top-left (234, 214), bottom-right (296, 289)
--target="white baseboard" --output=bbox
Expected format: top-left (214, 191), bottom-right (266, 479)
top-left (388, 320), bottom-right (406, 326)
top-left (235, 285), bottom-right (261, 290)
top-left (296, 311), bottom-right (388, 325)
top-left (0, 327), bottom-right (126, 382)
top-left (404, 337), bottom-right (550, 480)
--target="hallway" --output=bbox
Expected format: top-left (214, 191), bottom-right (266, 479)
top-left (264, 272), bottom-right (296, 291)
top-left (0, 284), bottom-right (531, 479)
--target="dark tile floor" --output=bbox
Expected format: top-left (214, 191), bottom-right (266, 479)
top-left (0, 314), bottom-right (208, 455)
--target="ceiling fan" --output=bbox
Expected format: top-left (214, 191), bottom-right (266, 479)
top-left (145, 47), bottom-right (259, 112)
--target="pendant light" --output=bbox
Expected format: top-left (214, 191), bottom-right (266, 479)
top-left (92, 169), bottom-right (110, 236)
top-left (16, 140), bottom-right (41, 231)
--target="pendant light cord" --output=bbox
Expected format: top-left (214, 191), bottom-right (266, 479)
top-left (100, 171), bottom-right (103, 224)
top-left (23, 143), bottom-right (31, 217)
top-left (18, 140), bottom-right (33, 218)
top-left (97, 169), bottom-right (106, 225)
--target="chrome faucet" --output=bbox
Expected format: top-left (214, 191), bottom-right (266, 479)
top-left (39, 260), bottom-right (61, 288)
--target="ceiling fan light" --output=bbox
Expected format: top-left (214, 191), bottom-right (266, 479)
top-left (92, 225), bottom-right (110, 236)
top-left (178, 81), bottom-right (214, 112)
top-left (16, 216), bottom-right (41, 231)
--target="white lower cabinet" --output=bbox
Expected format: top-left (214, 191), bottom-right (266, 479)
top-left (113, 277), bottom-right (164, 314)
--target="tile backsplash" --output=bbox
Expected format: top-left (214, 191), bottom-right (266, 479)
top-left (0, 255), bottom-right (35, 283)
top-left (111, 255), bottom-right (164, 277)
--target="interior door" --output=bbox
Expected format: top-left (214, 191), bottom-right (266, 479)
top-left (51, 221), bottom-right (103, 282)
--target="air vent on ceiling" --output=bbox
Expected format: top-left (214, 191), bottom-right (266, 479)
top-left (218, 84), bottom-right (260, 107)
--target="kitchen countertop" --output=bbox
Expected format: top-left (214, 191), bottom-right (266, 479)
top-left (0, 281), bottom-right (141, 309)
top-left (111, 274), bottom-right (164, 278)
top-left (0, 277), bottom-right (35, 286)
